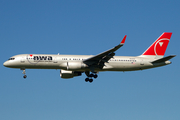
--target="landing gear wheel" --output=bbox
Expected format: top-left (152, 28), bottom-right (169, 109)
top-left (89, 74), bottom-right (94, 77)
top-left (85, 71), bottom-right (97, 83)
top-left (23, 75), bottom-right (27, 79)
top-left (85, 78), bottom-right (93, 83)
top-left (89, 79), bottom-right (93, 83)
top-left (94, 74), bottom-right (98, 78)
top-left (85, 78), bottom-right (89, 82)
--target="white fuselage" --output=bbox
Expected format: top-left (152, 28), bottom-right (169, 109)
top-left (3, 54), bottom-right (170, 72)
top-left (3, 33), bottom-right (175, 81)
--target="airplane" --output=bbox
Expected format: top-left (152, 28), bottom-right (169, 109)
top-left (3, 32), bottom-right (176, 83)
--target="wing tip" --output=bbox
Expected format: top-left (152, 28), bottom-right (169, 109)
top-left (120, 35), bottom-right (127, 45)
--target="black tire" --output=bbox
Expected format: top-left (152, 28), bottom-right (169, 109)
top-left (94, 74), bottom-right (98, 78)
top-left (85, 78), bottom-right (89, 82)
top-left (23, 75), bottom-right (27, 79)
top-left (89, 74), bottom-right (93, 77)
top-left (89, 79), bottom-right (93, 83)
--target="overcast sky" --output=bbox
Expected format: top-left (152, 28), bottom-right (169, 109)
top-left (0, 1), bottom-right (180, 120)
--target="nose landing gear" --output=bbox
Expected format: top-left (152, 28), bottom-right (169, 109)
top-left (21, 68), bottom-right (27, 79)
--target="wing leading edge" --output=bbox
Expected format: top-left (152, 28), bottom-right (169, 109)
top-left (83, 35), bottom-right (127, 69)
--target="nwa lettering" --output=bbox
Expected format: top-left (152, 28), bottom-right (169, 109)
top-left (34, 56), bottom-right (52, 61)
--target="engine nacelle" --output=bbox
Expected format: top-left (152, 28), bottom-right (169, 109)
top-left (60, 70), bottom-right (82, 79)
top-left (67, 62), bottom-right (87, 70)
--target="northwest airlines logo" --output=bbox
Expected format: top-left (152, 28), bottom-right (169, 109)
top-left (154, 38), bottom-right (169, 56)
top-left (27, 54), bottom-right (52, 64)
top-left (142, 33), bottom-right (172, 56)
top-left (159, 42), bottom-right (163, 47)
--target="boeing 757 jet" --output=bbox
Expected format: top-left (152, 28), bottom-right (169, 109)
top-left (3, 32), bottom-right (175, 83)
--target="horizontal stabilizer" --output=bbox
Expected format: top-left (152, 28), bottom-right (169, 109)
top-left (151, 55), bottom-right (176, 63)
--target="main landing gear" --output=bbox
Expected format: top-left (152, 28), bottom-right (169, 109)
top-left (21, 68), bottom-right (27, 79)
top-left (85, 71), bottom-right (98, 83)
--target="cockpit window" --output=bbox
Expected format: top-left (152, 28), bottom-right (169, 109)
top-left (8, 58), bottom-right (15, 60)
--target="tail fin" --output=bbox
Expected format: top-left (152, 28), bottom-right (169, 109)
top-left (141, 32), bottom-right (172, 58)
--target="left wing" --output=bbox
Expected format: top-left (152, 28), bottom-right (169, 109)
top-left (83, 35), bottom-right (127, 69)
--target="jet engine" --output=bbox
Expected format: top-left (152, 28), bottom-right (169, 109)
top-left (60, 70), bottom-right (82, 79)
top-left (59, 62), bottom-right (88, 70)
top-left (67, 62), bottom-right (87, 70)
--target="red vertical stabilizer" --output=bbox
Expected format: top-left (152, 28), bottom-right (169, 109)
top-left (142, 32), bottom-right (172, 57)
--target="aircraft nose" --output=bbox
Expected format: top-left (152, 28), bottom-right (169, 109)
top-left (3, 61), bottom-right (9, 67)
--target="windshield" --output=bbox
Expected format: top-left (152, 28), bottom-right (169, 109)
top-left (8, 58), bottom-right (15, 60)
